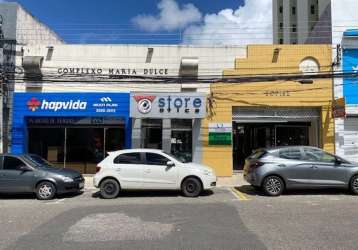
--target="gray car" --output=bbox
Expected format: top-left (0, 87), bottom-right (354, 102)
top-left (0, 154), bottom-right (84, 200)
top-left (243, 146), bottom-right (358, 196)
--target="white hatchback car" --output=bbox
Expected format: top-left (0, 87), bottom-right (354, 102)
top-left (93, 149), bottom-right (217, 198)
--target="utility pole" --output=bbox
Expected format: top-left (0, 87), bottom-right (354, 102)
top-left (0, 15), bottom-right (4, 154)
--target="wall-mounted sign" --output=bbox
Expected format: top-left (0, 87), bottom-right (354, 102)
top-left (130, 93), bottom-right (207, 119)
top-left (58, 67), bottom-right (169, 76)
top-left (333, 97), bottom-right (346, 118)
top-left (209, 123), bottom-right (232, 145)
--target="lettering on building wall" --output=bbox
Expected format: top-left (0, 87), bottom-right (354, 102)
top-left (58, 67), bottom-right (169, 76)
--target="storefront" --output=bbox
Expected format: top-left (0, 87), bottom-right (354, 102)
top-left (12, 92), bottom-right (131, 174)
top-left (130, 93), bottom-right (207, 163)
top-left (202, 45), bottom-right (335, 176)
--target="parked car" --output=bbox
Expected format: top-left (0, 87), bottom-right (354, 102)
top-left (244, 146), bottom-right (358, 196)
top-left (94, 149), bottom-right (217, 198)
top-left (0, 154), bottom-right (84, 200)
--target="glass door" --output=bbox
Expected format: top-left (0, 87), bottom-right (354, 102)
top-left (171, 119), bottom-right (193, 162)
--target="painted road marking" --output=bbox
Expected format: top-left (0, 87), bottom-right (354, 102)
top-left (229, 187), bottom-right (250, 201)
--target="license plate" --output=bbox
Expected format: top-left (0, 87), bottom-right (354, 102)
top-left (79, 182), bottom-right (84, 189)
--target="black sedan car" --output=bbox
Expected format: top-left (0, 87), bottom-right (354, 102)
top-left (0, 154), bottom-right (84, 200)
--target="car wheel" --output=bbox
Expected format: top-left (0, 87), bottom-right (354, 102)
top-left (36, 181), bottom-right (56, 200)
top-left (100, 179), bottom-right (120, 199)
top-left (262, 176), bottom-right (284, 196)
top-left (181, 177), bottom-right (202, 197)
top-left (350, 175), bottom-right (358, 195)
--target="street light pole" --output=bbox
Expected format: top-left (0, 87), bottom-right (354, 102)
top-left (0, 15), bottom-right (4, 154)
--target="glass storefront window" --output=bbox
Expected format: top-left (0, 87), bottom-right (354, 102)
top-left (141, 119), bottom-right (162, 149)
top-left (171, 119), bottom-right (192, 163)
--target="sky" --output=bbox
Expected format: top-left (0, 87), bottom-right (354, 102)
top-left (4, 0), bottom-right (358, 45)
top-left (6, 0), bottom-right (273, 45)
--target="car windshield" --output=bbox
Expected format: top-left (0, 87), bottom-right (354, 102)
top-left (24, 155), bottom-right (55, 168)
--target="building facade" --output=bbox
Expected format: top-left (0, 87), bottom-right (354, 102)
top-left (334, 30), bottom-right (358, 161)
top-left (202, 45), bottom-right (335, 176)
top-left (0, 2), bottom-right (63, 153)
top-left (13, 44), bottom-right (246, 174)
top-left (273, 0), bottom-right (332, 44)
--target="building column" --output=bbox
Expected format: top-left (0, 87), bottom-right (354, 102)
top-left (283, 0), bottom-right (292, 44)
top-left (162, 119), bottom-right (171, 154)
top-left (131, 118), bottom-right (141, 148)
top-left (297, 0), bottom-right (309, 44)
top-left (192, 118), bottom-right (202, 163)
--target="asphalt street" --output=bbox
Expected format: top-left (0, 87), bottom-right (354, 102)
top-left (0, 187), bottom-right (358, 250)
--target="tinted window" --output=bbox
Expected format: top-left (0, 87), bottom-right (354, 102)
top-left (304, 148), bottom-right (336, 163)
top-left (3, 156), bottom-right (26, 170)
top-left (114, 153), bottom-right (142, 164)
top-left (279, 148), bottom-right (302, 160)
top-left (145, 153), bottom-right (169, 165)
top-left (249, 150), bottom-right (267, 160)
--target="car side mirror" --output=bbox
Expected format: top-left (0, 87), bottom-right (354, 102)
top-left (19, 165), bottom-right (31, 172)
top-left (335, 158), bottom-right (342, 165)
top-left (167, 161), bottom-right (175, 167)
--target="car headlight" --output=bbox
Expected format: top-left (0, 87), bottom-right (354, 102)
top-left (203, 169), bottom-right (214, 176)
top-left (59, 176), bottom-right (74, 183)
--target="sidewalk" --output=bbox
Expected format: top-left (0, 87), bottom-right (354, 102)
top-left (83, 173), bottom-right (247, 189)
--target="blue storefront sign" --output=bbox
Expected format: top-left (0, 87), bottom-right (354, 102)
top-left (12, 92), bottom-right (131, 154)
top-left (343, 48), bottom-right (358, 104)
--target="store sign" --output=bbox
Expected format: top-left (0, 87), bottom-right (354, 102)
top-left (333, 97), bottom-right (346, 118)
top-left (209, 123), bottom-right (232, 145)
top-left (130, 93), bottom-right (206, 118)
top-left (17, 93), bottom-right (130, 116)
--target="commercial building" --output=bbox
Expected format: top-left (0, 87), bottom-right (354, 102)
top-left (0, 2), bottom-right (63, 153)
top-left (334, 30), bottom-right (358, 161)
top-left (273, 0), bottom-right (332, 44)
top-left (202, 45), bottom-right (335, 176)
top-left (13, 44), bottom-right (246, 173)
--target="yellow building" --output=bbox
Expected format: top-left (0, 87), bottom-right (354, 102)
top-left (202, 45), bottom-right (334, 177)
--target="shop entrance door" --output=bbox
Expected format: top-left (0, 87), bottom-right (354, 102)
top-left (28, 126), bottom-right (125, 174)
top-left (233, 123), bottom-right (311, 170)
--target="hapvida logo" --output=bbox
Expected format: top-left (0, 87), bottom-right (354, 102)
top-left (100, 97), bottom-right (112, 103)
top-left (41, 99), bottom-right (87, 111)
top-left (27, 97), bottom-right (41, 112)
top-left (133, 95), bottom-right (156, 114)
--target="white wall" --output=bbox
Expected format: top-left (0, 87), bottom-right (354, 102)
top-left (15, 44), bottom-right (247, 93)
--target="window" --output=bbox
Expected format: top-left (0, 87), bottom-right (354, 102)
top-left (114, 153), bottom-right (142, 164)
top-left (3, 156), bottom-right (26, 170)
top-left (279, 38), bottom-right (284, 44)
top-left (279, 23), bottom-right (283, 30)
top-left (292, 6), bottom-right (296, 15)
top-left (279, 6), bottom-right (283, 13)
top-left (145, 153), bottom-right (169, 166)
top-left (279, 148), bottom-right (302, 160)
top-left (303, 148), bottom-right (336, 163)
top-left (311, 5), bottom-right (315, 15)
top-left (292, 24), bottom-right (297, 33)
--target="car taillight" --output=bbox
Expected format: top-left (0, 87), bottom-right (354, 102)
top-left (96, 166), bottom-right (101, 173)
top-left (250, 161), bottom-right (264, 169)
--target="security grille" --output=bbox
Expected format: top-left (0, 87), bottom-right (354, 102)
top-left (232, 107), bottom-right (320, 123)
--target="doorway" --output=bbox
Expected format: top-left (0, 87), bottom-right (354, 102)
top-left (28, 126), bottom-right (125, 174)
top-left (233, 122), bottom-right (312, 170)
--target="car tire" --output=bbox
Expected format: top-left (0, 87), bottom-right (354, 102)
top-left (349, 175), bottom-right (358, 195)
top-left (262, 176), bottom-right (284, 196)
top-left (181, 177), bottom-right (202, 197)
top-left (36, 181), bottom-right (56, 200)
top-left (100, 179), bottom-right (120, 199)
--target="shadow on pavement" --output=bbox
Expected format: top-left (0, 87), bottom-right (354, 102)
top-left (92, 189), bottom-right (214, 199)
top-left (237, 185), bottom-right (351, 196)
top-left (0, 191), bottom-right (84, 200)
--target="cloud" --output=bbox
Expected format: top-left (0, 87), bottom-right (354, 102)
top-left (183, 0), bottom-right (272, 45)
top-left (332, 0), bottom-right (358, 45)
top-left (132, 0), bottom-right (202, 32)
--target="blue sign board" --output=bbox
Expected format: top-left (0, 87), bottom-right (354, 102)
top-left (12, 92), bottom-right (131, 154)
top-left (343, 49), bottom-right (358, 104)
